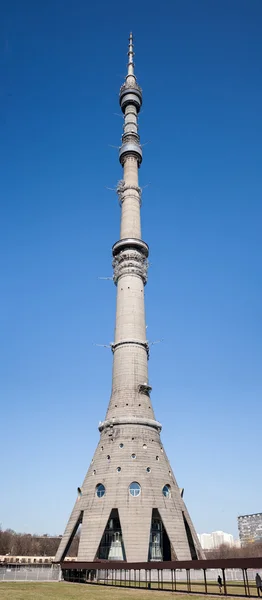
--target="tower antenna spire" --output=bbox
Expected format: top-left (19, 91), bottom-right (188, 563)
top-left (127, 31), bottom-right (135, 76)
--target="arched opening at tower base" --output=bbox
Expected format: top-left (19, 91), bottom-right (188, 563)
top-left (182, 512), bottom-right (198, 560)
top-left (148, 509), bottom-right (176, 561)
top-left (60, 512), bottom-right (82, 561)
top-left (96, 509), bottom-right (126, 561)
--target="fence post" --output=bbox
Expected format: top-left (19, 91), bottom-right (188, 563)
top-left (222, 568), bottom-right (227, 596)
top-left (242, 569), bottom-right (247, 596)
top-left (187, 569), bottom-right (191, 592)
top-left (203, 568), bottom-right (207, 594)
top-left (245, 569), bottom-right (250, 596)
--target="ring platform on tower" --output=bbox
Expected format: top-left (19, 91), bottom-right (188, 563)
top-left (119, 142), bottom-right (143, 165)
top-left (112, 238), bottom-right (149, 258)
top-left (119, 83), bottom-right (142, 113)
top-left (98, 416), bottom-right (162, 433)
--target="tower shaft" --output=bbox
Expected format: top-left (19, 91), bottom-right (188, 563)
top-left (55, 34), bottom-right (204, 565)
top-left (105, 33), bottom-right (153, 428)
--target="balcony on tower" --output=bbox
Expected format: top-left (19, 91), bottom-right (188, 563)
top-left (119, 81), bottom-right (143, 113)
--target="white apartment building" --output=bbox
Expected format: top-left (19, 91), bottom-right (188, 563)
top-left (198, 531), bottom-right (235, 550)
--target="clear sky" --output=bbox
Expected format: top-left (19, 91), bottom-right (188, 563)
top-left (1, 0), bottom-right (261, 540)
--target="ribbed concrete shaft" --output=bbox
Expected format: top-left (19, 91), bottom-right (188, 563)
top-left (120, 157), bottom-right (141, 239)
top-left (55, 33), bottom-right (205, 565)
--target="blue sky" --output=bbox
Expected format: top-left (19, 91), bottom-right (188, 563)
top-left (1, 0), bottom-right (261, 539)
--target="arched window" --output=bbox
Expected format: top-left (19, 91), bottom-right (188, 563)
top-left (129, 482), bottom-right (141, 497)
top-left (96, 483), bottom-right (106, 498)
top-left (162, 484), bottom-right (171, 498)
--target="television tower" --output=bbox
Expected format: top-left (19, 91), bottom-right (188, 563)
top-left (56, 34), bottom-right (204, 563)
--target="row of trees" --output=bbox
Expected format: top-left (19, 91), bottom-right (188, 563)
top-left (1, 526), bottom-right (262, 558)
top-left (206, 542), bottom-right (262, 559)
top-left (0, 527), bottom-right (79, 557)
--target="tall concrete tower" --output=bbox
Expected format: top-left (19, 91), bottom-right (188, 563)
top-left (56, 34), bottom-right (204, 563)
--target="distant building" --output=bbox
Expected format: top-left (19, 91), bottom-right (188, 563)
top-left (197, 533), bottom-right (214, 550)
top-left (198, 531), bottom-right (234, 550)
top-left (0, 555), bottom-right (75, 564)
top-left (238, 513), bottom-right (262, 545)
top-left (212, 531), bottom-right (234, 548)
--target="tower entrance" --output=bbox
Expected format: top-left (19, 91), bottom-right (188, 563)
top-left (97, 509), bottom-right (126, 561)
top-left (183, 512), bottom-right (198, 560)
top-left (148, 509), bottom-right (172, 561)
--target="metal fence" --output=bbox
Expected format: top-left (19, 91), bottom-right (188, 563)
top-left (0, 563), bottom-right (61, 582)
top-left (1, 557), bottom-right (262, 596)
top-left (61, 557), bottom-right (262, 596)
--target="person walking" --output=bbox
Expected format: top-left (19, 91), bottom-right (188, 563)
top-left (217, 575), bottom-right (223, 593)
top-left (256, 573), bottom-right (262, 597)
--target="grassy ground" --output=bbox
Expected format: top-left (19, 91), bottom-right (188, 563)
top-left (149, 581), bottom-right (256, 595)
top-left (0, 581), bottom-right (258, 599)
top-left (99, 579), bottom-right (256, 596)
top-left (0, 582), bottom-right (206, 600)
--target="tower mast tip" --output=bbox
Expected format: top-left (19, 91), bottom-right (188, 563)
top-left (127, 32), bottom-right (134, 75)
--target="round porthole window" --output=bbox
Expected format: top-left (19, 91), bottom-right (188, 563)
top-left (162, 484), bottom-right (171, 498)
top-left (143, 444), bottom-right (147, 449)
top-left (146, 467), bottom-right (151, 472)
top-left (96, 483), bottom-right (105, 498)
top-left (107, 455), bottom-right (110, 460)
top-left (119, 443), bottom-right (124, 449)
top-left (131, 453), bottom-right (136, 459)
top-left (129, 482), bottom-right (141, 497)
top-left (117, 467), bottom-right (121, 472)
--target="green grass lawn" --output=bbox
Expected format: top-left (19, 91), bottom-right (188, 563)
top-left (95, 578), bottom-right (256, 596)
top-left (0, 582), bottom-right (225, 600)
top-left (0, 581), bottom-right (258, 599)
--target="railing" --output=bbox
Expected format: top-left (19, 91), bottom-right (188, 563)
top-left (60, 557), bottom-right (262, 597)
top-left (119, 83), bottom-right (143, 95)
